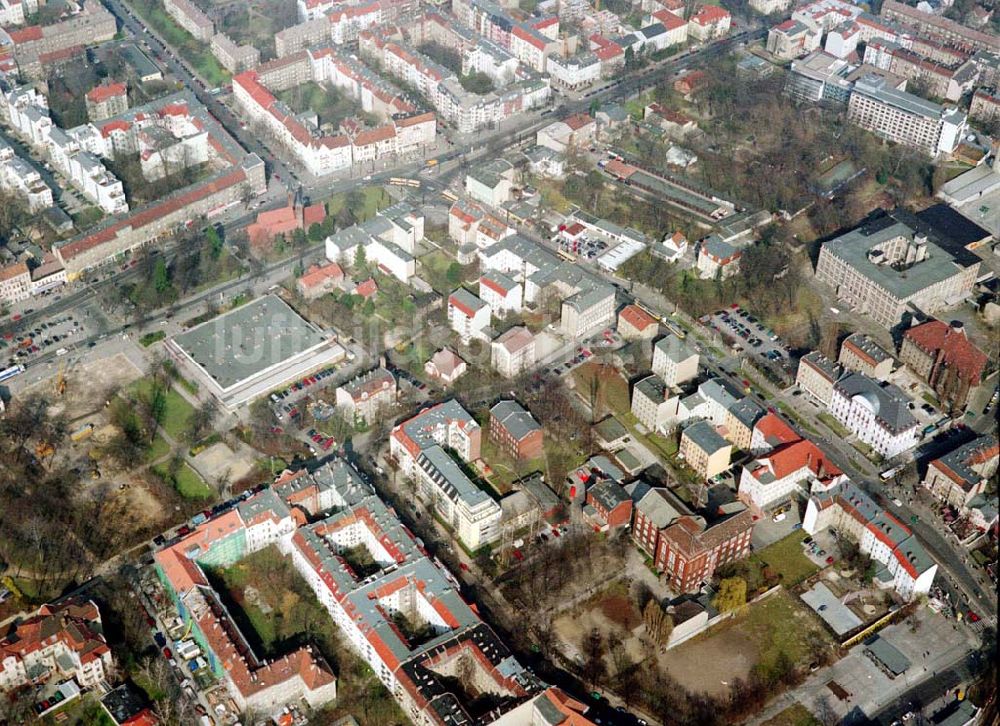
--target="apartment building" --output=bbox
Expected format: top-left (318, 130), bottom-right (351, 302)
top-left (479, 271), bottom-right (522, 317)
top-left (324, 203), bottom-right (422, 282)
top-left (164, 0), bottom-right (214, 40)
top-left (211, 32), bottom-right (261, 73)
top-left (415, 445), bottom-right (502, 549)
top-left (491, 325), bottom-right (535, 378)
top-left (560, 283), bottom-right (615, 338)
top-left (390, 399), bottom-right (482, 477)
top-left (654, 509), bottom-right (754, 593)
top-left (335, 367), bottom-right (396, 423)
top-left (465, 158), bottom-right (516, 207)
top-left (0, 261), bottom-right (31, 305)
top-left (8, 0), bottom-right (116, 79)
top-left (749, 412), bottom-right (801, 456)
top-left (0, 0), bottom-right (38, 26)
top-left (85, 82), bottom-right (128, 122)
top-left (546, 52), bottom-right (601, 90)
top-left (751, 0), bottom-right (792, 13)
top-left (1, 84), bottom-right (127, 215)
top-left (0, 138), bottom-right (53, 212)
top-left (829, 372), bottom-right (919, 459)
top-left (739, 435), bottom-right (845, 514)
top-left (448, 287), bottom-right (491, 343)
top-left (796, 351), bottom-right (842, 406)
top-left (631, 374), bottom-right (671, 432)
top-left (0, 600), bottom-right (114, 691)
top-left (680, 420), bottom-right (732, 480)
top-left (971, 87), bottom-right (1000, 122)
top-left (804, 480), bottom-right (937, 599)
top-left (880, 0), bottom-right (996, 53)
top-left (652, 333), bottom-right (698, 387)
top-left (814, 210), bottom-right (980, 328)
top-left (768, 18), bottom-right (821, 60)
top-left (839, 332), bottom-right (893, 380)
top-left (489, 400), bottom-right (543, 461)
top-left (723, 398), bottom-right (765, 452)
top-left (155, 461), bottom-right (541, 722)
top-left (847, 74), bottom-right (967, 156)
top-left (688, 5), bottom-right (731, 40)
top-left (922, 434), bottom-right (998, 509)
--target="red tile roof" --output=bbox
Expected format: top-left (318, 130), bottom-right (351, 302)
top-left (652, 9), bottom-right (687, 30)
top-left (692, 4), bottom-right (730, 24)
top-left (618, 303), bottom-right (657, 331)
top-left (356, 278), bottom-right (378, 298)
top-left (903, 321), bottom-right (987, 386)
top-left (87, 82), bottom-right (127, 103)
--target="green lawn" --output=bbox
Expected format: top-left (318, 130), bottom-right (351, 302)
top-left (326, 186), bottom-right (390, 222)
top-left (131, 379), bottom-right (196, 439)
top-left (754, 530), bottom-right (818, 586)
top-left (420, 249), bottom-right (461, 294)
top-left (572, 362), bottom-right (631, 419)
top-left (155, 461), bottom-right (212, 499)
top-left (146, 434), bottom-right (171, 463)
top-left (736, 589), bottom-right (831, 679)
top-left (817, 412), bottom-right (850, 438)
top-left (128, 0), bottom-right (230, 85)
top-left (762, 703), bottom-right (822, 726)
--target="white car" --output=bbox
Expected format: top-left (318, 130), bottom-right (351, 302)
top-left (892, 498), bottom-right (903, 507)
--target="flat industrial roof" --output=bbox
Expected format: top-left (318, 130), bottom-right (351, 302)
top-left (172, 295), bottom-right (327, 391)
top-left (801, 583), bottom-right (863, 636)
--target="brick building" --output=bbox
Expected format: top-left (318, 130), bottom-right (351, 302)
top-left (899, 320), bottom-right (987, 412)
top-left (489, 400), bottom-right (543, 461)
top-left (653, 510), bottom-right (754, 593)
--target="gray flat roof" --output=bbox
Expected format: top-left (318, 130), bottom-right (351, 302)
top-left (864, 636), bottom-right (911, 675)
top-left (172, 295), bottom-right (326, 391)
top-left (821, 215), bottom-right (972, 299)
top-left (801, 583), bottom-right (863, 635)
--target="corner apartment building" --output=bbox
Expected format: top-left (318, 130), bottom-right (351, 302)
top-left (796, 351), bottom-right (842, 406)
top-left (0, 599), bottom-right (114, 691)
top-left (814, 211), bottom-right (980, 328)
top-left (211, 32), bottom-right (261, 73)
top-left (8, 0), bottom-right (117, 79)
top-left (847, 74), bottom-right (966, 156)
top-left (155, 461), bottom-right (542, 722)
top-left (335, 367), bottom-right (396, 423)
top-left (804, 479), bottom-right (937, 599)
top-left (880, 0), bottom-right (996, 53)
top-left (390, 399), bottom-right (482, 477)
top-left (739, 435), bottom-right (845, 513)
top-left (415, 445), bottom-right (501, 549)
top-left (922, 434), bottom-right (998, 509)
top-left (0, 261), bottom-right (31, 305)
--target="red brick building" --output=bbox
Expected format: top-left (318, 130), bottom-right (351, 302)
top-left (631, 485), bottom-right (684, 556)
top-left (489, 400), bottom-right (543, 461)
top-left (654, 509), bottom-right (754, 593)
top-left (586, 479), bottom-right (633, 529)
top-left (899, 320), bottom-right (987, 412)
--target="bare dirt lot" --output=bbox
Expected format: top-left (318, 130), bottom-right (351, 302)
top-left (553, 584), bottom-right (647, 666)
top-left (25, 352), bottom-right (143, 422)
top-left (191, 441), bottom-right (255, 485)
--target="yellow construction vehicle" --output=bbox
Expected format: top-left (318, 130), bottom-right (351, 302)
top-left (55, 359), bottom-right (67, 396)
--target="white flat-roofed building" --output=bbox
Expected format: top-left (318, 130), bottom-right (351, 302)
top-left (165, 295), bottom-right (346, 408)
top-left (848, 74), bottom-right (967, 156)
top-left (479, 271), bottom-right (523, 317)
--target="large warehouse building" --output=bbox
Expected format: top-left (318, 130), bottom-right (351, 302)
top-left (166, 295), bottom-right (346, 407)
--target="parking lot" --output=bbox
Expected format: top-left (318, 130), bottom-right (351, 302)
top-left (2, 311), bottom-right (89, 367)
top-left (704, 305), bottom-right (791, 369)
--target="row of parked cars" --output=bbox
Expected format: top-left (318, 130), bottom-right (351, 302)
top-left (269, 365), bottom-right (342, 403)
